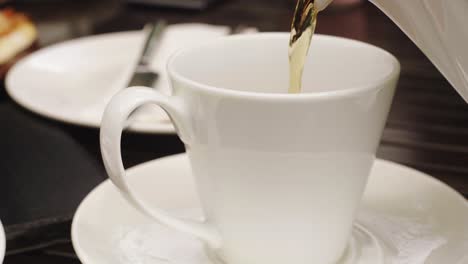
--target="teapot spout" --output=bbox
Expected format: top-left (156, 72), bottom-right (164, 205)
top-left (369, 0), bottom-right (468, 102)
top-left (315, 0), bottom-right (334, 11)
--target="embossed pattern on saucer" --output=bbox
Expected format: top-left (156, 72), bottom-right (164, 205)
top-left (72, 154), bottom-right (468, 264)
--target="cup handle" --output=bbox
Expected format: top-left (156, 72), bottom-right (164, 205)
top-left (100, 86), bottom-right (222, 249)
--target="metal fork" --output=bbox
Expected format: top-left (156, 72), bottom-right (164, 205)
top-left (127, 20), bottom-right (167, 88)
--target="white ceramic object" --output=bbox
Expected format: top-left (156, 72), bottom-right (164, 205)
top-left (100, 33), bottom-right (400, 264)
top-left (6, 24), bottom-right (233, 133)
top-left (319, 0), bottom-right (468, 102)
top-left (72, 154), bottom-right (468, 264)
top-left (316, 0), bottom-right (335, 11)
top-left (372, 0), bottom-right (468, 102)
top-left (0, 219), bottom-right (5, 263)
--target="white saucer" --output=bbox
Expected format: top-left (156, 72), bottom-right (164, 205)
top-left (6, 24), bottom-right (234, 134)
top-left (0, 219), bottom-right (5, 263)
top-left (72, 154), bottom-right (468, 264)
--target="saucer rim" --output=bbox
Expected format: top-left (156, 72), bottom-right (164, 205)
top-left (71, 154), bottom-right (468, 264)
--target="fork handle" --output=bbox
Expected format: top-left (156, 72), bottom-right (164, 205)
top-left (139, 21), bottom-right (167, 66)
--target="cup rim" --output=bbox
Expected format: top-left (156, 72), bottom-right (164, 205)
top-left (167, 32), bottom-right (400, 101)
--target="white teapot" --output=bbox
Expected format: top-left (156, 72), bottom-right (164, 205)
top-left (317, 0), bottom-right (468, 102)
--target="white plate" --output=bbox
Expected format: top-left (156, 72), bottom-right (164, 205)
top-left (6, 24), bottom-right (232, 134)
top-left (0, 219), bottom-right (5, 263)
top-left (72, 154), bottom-right (468, 264)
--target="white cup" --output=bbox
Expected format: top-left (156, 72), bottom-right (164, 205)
top-left (100, 33), bottom-right (399, 264)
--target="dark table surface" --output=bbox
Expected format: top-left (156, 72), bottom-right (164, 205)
top-left (1, 0), bottom-right (467, 263)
